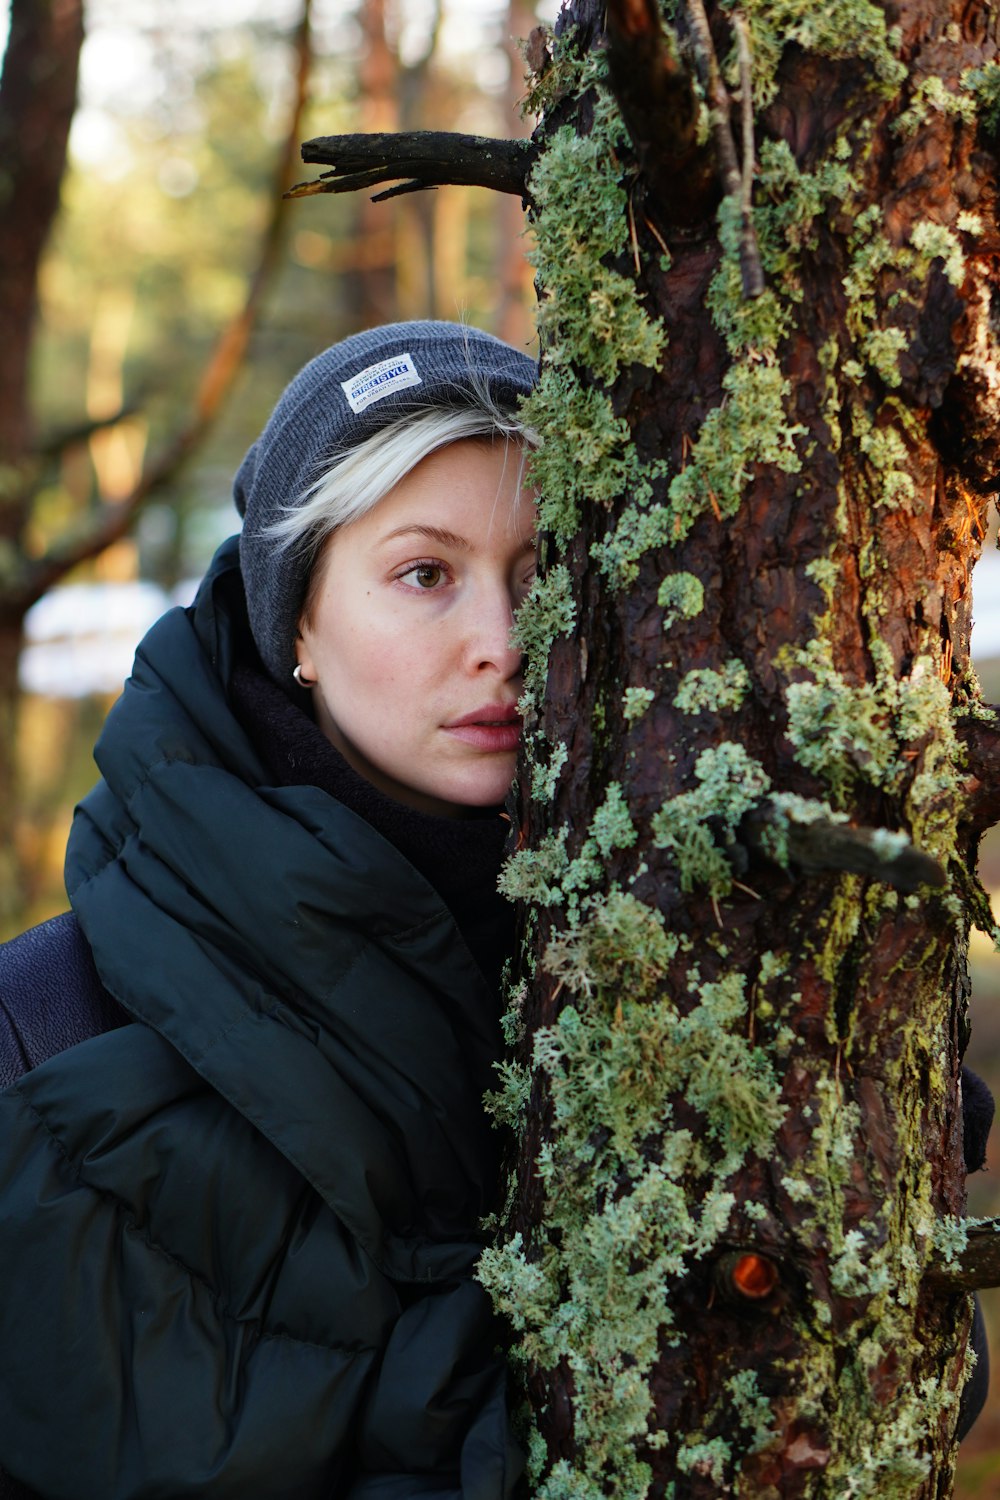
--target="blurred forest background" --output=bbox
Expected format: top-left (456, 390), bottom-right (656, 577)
top-left (3, 0), bottom-right (1000, 1489)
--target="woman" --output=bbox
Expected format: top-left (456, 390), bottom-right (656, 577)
top-left (0, 320), bottom-right (992, 1495)
top-left (0, 321), bottom-right (537, 1499)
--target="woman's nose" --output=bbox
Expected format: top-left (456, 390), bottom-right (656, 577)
top-left (466, 584), bottom-right (523, 679)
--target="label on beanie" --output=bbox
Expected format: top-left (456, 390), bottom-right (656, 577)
top-left (341, 353), bottom-right (422, 413)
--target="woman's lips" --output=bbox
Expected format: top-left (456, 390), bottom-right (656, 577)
top-left (443, 706), bottom-right (522, 753)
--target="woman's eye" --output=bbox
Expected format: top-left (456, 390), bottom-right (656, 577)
top-left (400, 562), bottom-right (445, 589)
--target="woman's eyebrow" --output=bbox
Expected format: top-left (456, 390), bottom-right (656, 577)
top-left (379, 524), bottom-right (472, 550)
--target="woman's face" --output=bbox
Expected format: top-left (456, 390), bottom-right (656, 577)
top-left (295, 438), bottom-right (538, 817)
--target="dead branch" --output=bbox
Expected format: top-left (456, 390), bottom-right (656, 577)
top-left (289, 132), bottom-right (538, 203)
top-left (36, 404), bottom-right (142, 458)
top-left (17, 0), bottom-right (315, 612)
top-left (742, 812), bottom-right (946, 891)
top-left (956, 711), bottom-right (1000, 833)
top-left (683, 0), bottom-right (764, 296)
top-left (926, 1220), bottom-right (1000, 1292)
top-left (604, 0), bottom-right (716, 229)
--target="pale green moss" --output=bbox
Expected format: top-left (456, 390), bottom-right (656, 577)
top-left (781, 1174), bottom-right (815, 1203)
top-left (527, 102), bottom-right (667, 385)
top-left (544, 889), bottom-right (678, 1002)
top-left (857, 421), bottom-right (916, 509)
top-left (499, 828), bottom-right (570, 906)
top-left (932, 1215), bottom-right (970, 1267)
top-left (622, 687), bottom-right (654, 722)
top-left (658, 572), bottom-right (705, 629)
top-left (521, 372), bottom-right (637, 544)
top-left (532, 741), bottom-right (569, 803)
top-left (758, 948), bottom-right (788, 986)
top-left (742, 0), bottom-right (905, 108)
top-left (864, 325), bottom-right (908, 387)
top-left (666, 360), bottom-right (805, 539)
top-left (727, 1368), bottom-right (778, 1454)
top-left (590, 495), bottom-right (673, 589)
top-left (483, 1058), bottom-right (531, 1131)
top-left (513, 564), bottom-right (576, 708)
top-left (805, 555), bottom-right (838, 592)
top-left (674, 660), bottom-right (751, 715)
top-left (676, 1437), bottom-right (729, 1481)
top-left (910, 220), bottom-right (967, 287)
top-left (894, 74), bottom-right (976, 137)
top-left (519, 71), bottom-right (667, 563)
top-left (482, 949), bottom-right (784, 1493)
top-left (961, 60), bottom-right (1000, 134)
top-left (651, 743), bottom-right (771, 895)
top-left (590, 782), bottom-right (638, 858)
top-left (783, 638), bottom-right (897, 804)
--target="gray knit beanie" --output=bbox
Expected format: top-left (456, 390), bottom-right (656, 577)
top-left (236, 320), bottom-right (537, 684)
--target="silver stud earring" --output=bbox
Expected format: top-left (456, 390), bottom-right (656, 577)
top-left (292, 664), bottom-right (316, 688)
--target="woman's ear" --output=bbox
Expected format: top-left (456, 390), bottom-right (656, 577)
top-left (294, 627), bottom-right (318, 689)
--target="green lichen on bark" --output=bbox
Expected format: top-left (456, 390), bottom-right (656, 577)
top-left (512, 564), bottom-right (577, 711)
top-left (674, 659), bottom-right (751, 715)
top-left (482, 0), bottom-right (981, 1490)
top-left (651, 744), bottom-right (771, 895)
top-left (961, 59), bottom-right (1000, 134)
top-left (518, 61), bottom-right (667, 551)
top-left (739, 0), bottom-right (905, 107)
top-left (479, 962), bottom-right (783, 1497)
top-left (657, 571), bottom-right (705, 628)
top-left (622, 687), bottom-right (655, 722)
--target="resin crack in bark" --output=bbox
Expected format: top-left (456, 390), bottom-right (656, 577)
top-left (604, 0), bottom-right (716, 228)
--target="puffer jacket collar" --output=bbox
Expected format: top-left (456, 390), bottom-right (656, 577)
top-left (65, 535), bottom-right (503, 1282)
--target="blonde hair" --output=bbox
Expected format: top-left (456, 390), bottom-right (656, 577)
top-left (267, 403), bottom-right (537, 620)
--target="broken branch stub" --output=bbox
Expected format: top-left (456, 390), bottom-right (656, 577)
top-left (289, 131), bottom-right (539, 203)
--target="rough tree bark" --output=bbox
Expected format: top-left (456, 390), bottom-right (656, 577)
top-left (0, 0), bottom-right (313, 926)
top-left (303, 0), bottom-right (1000, 1489)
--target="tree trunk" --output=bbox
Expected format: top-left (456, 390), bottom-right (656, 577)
top-left (0, 2), bottom-right (313, 924)
top-left (0, 622), bottom-right (26, 931)
top-left (0, 0), bottom-right (83, 929)
top-left (475, 0), bottom-right (1000, 1492)
top-left (0, 0), bottom-right (83, 471)
top-left (350, 0), bottom-right (401, 325)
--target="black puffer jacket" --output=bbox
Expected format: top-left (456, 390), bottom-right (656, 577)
top-left (0, 539), bottom-right (522, 1500)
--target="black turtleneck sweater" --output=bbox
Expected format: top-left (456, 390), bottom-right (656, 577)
top-left (230, 664), bottom-right (517, 996)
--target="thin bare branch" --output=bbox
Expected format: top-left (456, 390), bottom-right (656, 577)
top-left (17, 0), bottom-right (315, 611)
top-left (35, 404), bottom-right (142, 459)
top-left (289, 132), bottom-right (538, 203)
top-left (926, 1220), bottom-right (1000, 1292)
top-left (734, 12), bottom-right (755, 219)
top-left (604, 0), bottom-right (715, 229)
top-left (684, 0), bottom-right (764, 297)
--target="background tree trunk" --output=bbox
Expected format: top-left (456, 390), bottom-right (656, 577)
top-left (350, 0), bottom-right (402, 325)
top-left (0, 1), bottom-right (313, 927)
top-left (475, 0), bottom-right (1000, 1492)
top-left (0, 0), bottom-right (84, 926)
